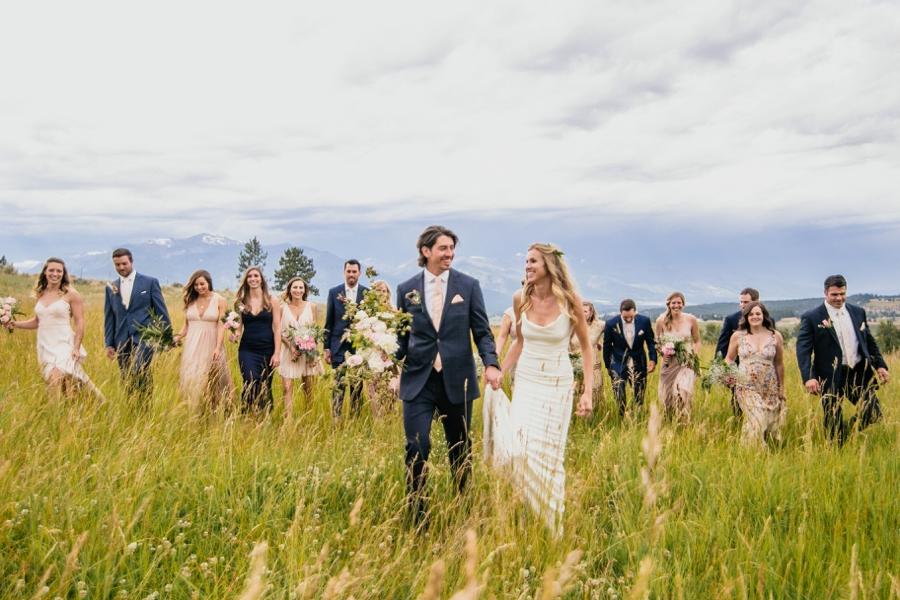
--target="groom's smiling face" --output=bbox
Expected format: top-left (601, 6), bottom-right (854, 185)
top-left (422, 235), bottom-right (455, 274)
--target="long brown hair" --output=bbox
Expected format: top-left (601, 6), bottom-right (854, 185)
top-left (737, 301), bottom-right (776, 333)
top-left (582, 300), bottom-right (597, 324)
top-left (519, 243), bottom-right (579, 326)
top-left (183, 270), bottom-right (214, 309)
top-left (34, 257), bottom-right (71, 297)
top-left (662, 291), bottom-right (686, 330)
top-left (280, 277), bottom-right (309, 303)
top-left (235, 267), bottom-right (272, 313)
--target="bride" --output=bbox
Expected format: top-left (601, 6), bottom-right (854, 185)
top-left (484, 243), bottom-right (594, 536)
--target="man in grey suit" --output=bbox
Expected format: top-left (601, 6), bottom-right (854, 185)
top-left (104, 248), bottom-right (171, 402)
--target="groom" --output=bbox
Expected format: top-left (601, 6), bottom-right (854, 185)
top-left (796, 275), bottom-right (890, 445)
top-left (104, 248), bottom-right (171, 402)
top-left (396, 225), bottom-right (501, 523)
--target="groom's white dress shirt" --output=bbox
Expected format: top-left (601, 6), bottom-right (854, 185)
top-left (423, 269), bottom-right (449, 322)
top-left (120, 271), bottom-right (137, 310)
top-left (825, 303), bottom-right (860, 367)
top-left (344, 284), bottom-right (358, 303)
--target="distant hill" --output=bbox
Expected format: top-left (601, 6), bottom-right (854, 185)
top-left (613, 294), bottom-right (900, 322)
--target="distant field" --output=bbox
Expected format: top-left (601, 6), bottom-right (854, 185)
top-left (1, 271), bottom-right (898, 599)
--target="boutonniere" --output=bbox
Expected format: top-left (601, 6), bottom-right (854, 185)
top-left (107, 282), bottom-right (119, 295)
top-left (614, 324), bottom-right (621, 335)
top-left (337, 293), bottom-right (346, 304)
top-left (860, 322), bottom-right (866, 332)
top-left (818, 319), bottom-right (832, 329)
top-left (405, 290), bottom-right (421, 306)
top-left (638, 330), bottom-right (645, 336)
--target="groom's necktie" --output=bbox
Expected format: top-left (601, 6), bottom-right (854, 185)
top-left (431, 276), bottom-right (443, 372)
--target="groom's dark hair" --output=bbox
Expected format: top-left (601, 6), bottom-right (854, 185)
top-left (824, 274), bottom-right (847, 290)
top-left (620, 299), bottom-right (636, 312)
top-left (112, 248), bottom-right (133, 261)
top-left (416, 225), bottom-right (458, 267)
top-left (740, 288), bottom-right (760, 300)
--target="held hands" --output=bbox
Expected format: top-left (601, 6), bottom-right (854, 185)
top-left (575, 391), bottom-right (593, 417)
top-left (105, 347), bottom-right (116, 360)
top-left (484, 366), bottom-right (502, 390)
top-left (804, 379), bottom-right (821, 395)
top-left (647, 360), bottom-right (657, 374)
top-left (877, 368), bottom-right (890, 384)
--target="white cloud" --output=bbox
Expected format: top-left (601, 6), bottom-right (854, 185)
top-left (1, 0), bottom-right (899, 239)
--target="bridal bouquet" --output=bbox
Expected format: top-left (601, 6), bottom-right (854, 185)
top-left (339, 268), bottom-right (412, 385)
top-left (284, 323), bottom-right (324, 362)
top-left (137, 311), bottom-right (175, 351)
top-left (701, 355), bottom-right (748, 390)
top-left (1, 297), bottom-right (23, 333)
top-left (657, 333), bottom-right (701, 375)
top-left (222, 310), bottom-right (241, 343)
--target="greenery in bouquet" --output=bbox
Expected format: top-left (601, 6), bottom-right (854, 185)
top-left (284, 323), bottom-right (324, 363)
top-left (657, 333), bottom-right (701, 375)
top-left (136, 311), bottom-right (175, 351)
top-left (701, 355), bottom-right (749, 391)
top-left (1, 296), bottom-right (25, 333)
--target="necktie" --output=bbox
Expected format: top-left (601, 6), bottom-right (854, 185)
top-left (432, 277), bottom-right (443, 371)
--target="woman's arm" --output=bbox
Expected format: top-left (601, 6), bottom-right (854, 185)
top-left (725, 331), bottom-right (739, 363)
top-left (690, 316), bottom-right (702, 355)
top-left (174, 304), bottom-right (190, 344)
top-left (774, 331), bottom-right (785, 397)
top-left (214, 297), bottom-right (227, 355)
top-left (271, 296), bottom-right (283, 356)
top-left (500, 293), bottom-right (525, 375)
top-left (69, 291), bottom-right (86, 354)
top-left (572, 297), bottom-right (594, 393)
top-left (11, 314), bottom-right (39, 330)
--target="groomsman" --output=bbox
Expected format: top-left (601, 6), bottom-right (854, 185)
top-left (715, 287), bottom-right (759, 417)
top-left (603, 299), bottom-right (657, 415)
top-left (104, 248), bottom-right (171, 402)
top-left (796, 275), bottom-right (890, 445)
top-left (324, 259), bottom-right (369, 419)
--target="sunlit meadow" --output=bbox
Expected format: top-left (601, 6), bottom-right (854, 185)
top-left (1, 272), bottom-right (898, 599)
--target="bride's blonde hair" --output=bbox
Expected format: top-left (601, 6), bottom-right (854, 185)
top-left (519, 243), bottom-right (579, 326)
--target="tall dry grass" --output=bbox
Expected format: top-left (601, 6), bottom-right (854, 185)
top-left (0, 271), bottom-right (899, 598)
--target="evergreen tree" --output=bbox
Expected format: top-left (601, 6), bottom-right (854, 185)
top-left (273, 246), bottom-right (318, 295)
top-left (236, 237), bottom-right (268, 279)
top-left (0, 255), bottom-right (7, 266)
top-left (876, 319), bottom-right (900, 354)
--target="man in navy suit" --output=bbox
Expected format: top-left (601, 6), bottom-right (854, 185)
top-left (603, 299), bottom-right (657, 416)
top-left (797, 275), bottom-right (890, 444)
top-left (324, 259), bottom-right (369, 419)
top-left (715, 287), bottom-right (759, 417)
top-left (395, 225), bottom-right (501, 524)
top-left (104, 248), bottom-right (171, 402)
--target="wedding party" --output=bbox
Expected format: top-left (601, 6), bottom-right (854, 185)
top-left (3, 1), bottom-right (900, 598)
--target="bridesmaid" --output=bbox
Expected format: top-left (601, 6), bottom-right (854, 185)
top-left (234, 267), bottom-right (282, 412)
top-left (570, 300), bottom-right (605, 408)
top-left (725, 302), bottom-right (786, 446)
top-left (278, 277), bottom-right (323, 419)
top-left (173, 270), bottom-right (234, 412)
top-left (655, 291), bottom-right (701, 422)
top-left (7, 257), bottom-right (104, 400)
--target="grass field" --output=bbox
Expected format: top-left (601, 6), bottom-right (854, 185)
top-left (1, 271), bottom-right (898, 599)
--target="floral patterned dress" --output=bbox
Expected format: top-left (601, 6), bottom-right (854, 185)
top-left (736, 331), bottom-right (785, 445)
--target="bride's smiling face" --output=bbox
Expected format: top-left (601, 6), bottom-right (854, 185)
top-left (524, 249), bottom-right (547, 284)
top-left (668, 296), bottom-right (684, 315)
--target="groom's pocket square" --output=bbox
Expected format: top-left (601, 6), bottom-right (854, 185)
top-left (140, 290), bottom-right (147, 294)
top-left (451, 294), bottom-right (465, 304)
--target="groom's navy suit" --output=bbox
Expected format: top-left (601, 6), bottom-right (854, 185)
top-left (103, 272), bottom-right (170, 400)
top-left (396, 268), bottom-right (498, 510)
top-left (603, 314), bottom-right (656, 414)
top-left (796, 302), bottom-right (887, 442)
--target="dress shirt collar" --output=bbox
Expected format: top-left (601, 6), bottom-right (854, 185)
top-left (423, 268), bottom-right (449, 284)
top-left (121, 271), bottom-right (137, 284)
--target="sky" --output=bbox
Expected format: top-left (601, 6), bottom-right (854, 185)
top-left (1, 1), bottom-right (899, 299)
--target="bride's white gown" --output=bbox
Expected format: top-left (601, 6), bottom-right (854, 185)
top-left (484, 311), bottom-right (573, 536)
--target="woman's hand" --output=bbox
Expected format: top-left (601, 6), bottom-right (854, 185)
top-left (575, 390), bottom-right (593, 417)
top-left (173, 333), bottom-right (184, 347)
top-left (212, 347), bottom-right (222, 362)
top-left (71, 348), bottom-right (82, 363)
top-left (270, 354), bottom-right (281, 369)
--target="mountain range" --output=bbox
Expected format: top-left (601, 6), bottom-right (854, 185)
top-left (8, 232), bottom-right (899, 317)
